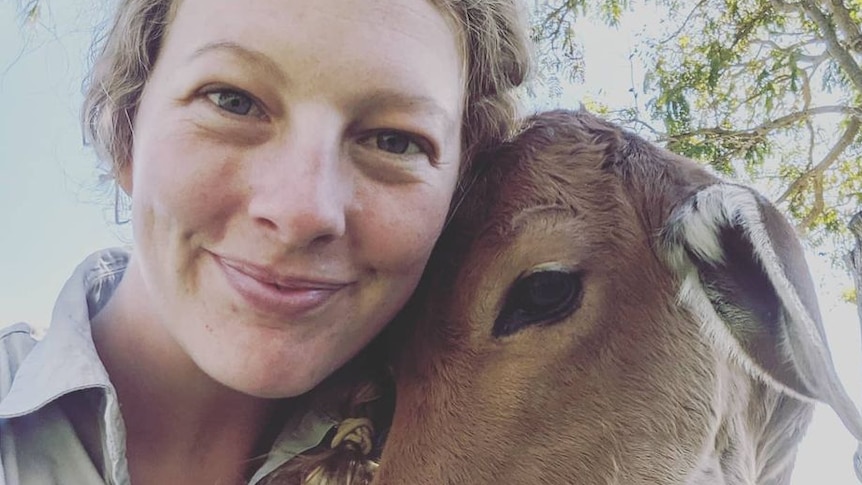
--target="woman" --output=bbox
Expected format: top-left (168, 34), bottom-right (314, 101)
top-left (0, 0), bottom-right (530, 483)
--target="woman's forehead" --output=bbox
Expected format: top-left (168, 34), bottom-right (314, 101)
top-left (164, 0), bottom-right (461, 56)
top-left (160, 0), bottom-right (465, 109)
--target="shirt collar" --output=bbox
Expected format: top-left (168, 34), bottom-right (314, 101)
top-left (0, 247), bottom-right (339, 482)
top-left (249, 408), bottom-right (339, 484)
top-left (0, 248), bottom-right (129, 418)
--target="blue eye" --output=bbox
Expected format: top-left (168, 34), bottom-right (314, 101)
top-left (206, 90), bottom-right (257, 116)
top-left (375, 132), bottom-right (423, 155)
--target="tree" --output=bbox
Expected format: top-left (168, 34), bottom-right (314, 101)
top-left (533, 0), bottom-right (862, 248)
top-left (849, 210), bottom-right (862, 335)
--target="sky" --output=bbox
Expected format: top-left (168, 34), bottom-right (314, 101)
top-left (0, 1), bottom-right (860, 483)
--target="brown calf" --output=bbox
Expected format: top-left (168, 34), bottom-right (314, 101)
top-left (373, 111), bottom-right (862, 485)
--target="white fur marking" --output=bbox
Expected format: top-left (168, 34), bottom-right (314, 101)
top-left (664, 183), bottom-right (862, 441)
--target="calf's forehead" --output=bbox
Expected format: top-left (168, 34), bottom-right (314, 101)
top-left (458, 138), bottom-right (650, 274)
top-left (439, 138), bottom-right (691, 351)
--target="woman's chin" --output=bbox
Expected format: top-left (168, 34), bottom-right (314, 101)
top-left (193, 340), bottom-right (338, 399)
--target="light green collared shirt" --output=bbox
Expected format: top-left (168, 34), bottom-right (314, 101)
top-left (0, 248), bottom-right (337, 485)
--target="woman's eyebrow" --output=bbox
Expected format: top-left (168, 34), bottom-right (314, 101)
top-left (187, 43), bottom-right (458, 135)
top-left (187, 41), bottom-right (287, 85)
top-left (357, 90), bottom-right (458, 135)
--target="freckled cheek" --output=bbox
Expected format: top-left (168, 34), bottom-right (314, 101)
top-left (363, 188), bottom-right (453, 277)
top-left (130, 132), bottom-right (244, 234)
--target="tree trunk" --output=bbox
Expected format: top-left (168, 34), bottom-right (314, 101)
top-left (847, 211), bottom-right (862, 482)
top-left (849, 212), bottom-right (862, 340)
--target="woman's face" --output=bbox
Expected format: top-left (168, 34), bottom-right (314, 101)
top-left (123, 0), bottom-right (465, 397)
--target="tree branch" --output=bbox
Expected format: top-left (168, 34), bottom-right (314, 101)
top-left (750, 38), bottom-right (830, 64)
top-left (658, 0), bottom-right (709, 45)
top-left (798, 0), bottom-right (862, 93)
top-left (664, 105), bottom-right (862, 142)
top-left (800, 172), bottom-right (826, 230)
top-left (844, 211), bottom-right (862, 344)
top-left (800, 66), bottom-right (813, 108)
top-left (769, 0), bottom-right (798, 14)
top-left (537, 1), bottom-right (581, 43)
top-left (824, 0), bottom-right (862, 53)
top-left (777, 116), bottom-right (862, 203)
top-left (624, 116), bottom-right (665, 137)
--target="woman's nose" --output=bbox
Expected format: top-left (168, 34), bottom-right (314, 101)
top-left (246, 124), bottom-right (350, 249)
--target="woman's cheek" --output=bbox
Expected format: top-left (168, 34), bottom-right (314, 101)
top-left (131, 128), bottom-right (245, 237)
top-left (364, 186), bottom-right (452, 274)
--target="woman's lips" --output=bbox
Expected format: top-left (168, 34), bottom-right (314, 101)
top-left (214, 256), bottom-right (351, 318)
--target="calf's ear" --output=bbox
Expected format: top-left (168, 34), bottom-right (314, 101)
top-left (661, 183), bottom-right (862, 444)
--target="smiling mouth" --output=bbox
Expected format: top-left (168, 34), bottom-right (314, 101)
top-left (213, 255), bottom-right (352, 317)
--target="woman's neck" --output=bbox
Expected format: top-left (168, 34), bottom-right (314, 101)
top-left (90, 258), bottom-right (280, 483)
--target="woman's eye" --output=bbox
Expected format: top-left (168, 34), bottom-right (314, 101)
top-left (205, 90), bottom-right (260, 117)
top-left (374, 132), bottom-right (424, 155)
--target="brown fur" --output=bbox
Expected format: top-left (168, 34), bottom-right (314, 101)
top-left (373, 111), bottom-right (819, 485)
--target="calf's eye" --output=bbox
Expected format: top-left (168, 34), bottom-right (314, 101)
top-left (493, 270), bottom-right (583, 338)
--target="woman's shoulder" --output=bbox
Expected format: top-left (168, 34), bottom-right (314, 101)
top-left (0, 322), bottom-right (38, 398)
top-left (0, 322), bottom-right (37, 340)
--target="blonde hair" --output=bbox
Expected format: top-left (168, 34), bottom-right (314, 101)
top-left (82, 0), bottom-right (532, 482)
top-left (82, 0), bottom-right (531, 180)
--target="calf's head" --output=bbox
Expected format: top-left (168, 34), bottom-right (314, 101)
top-left (373, 111), bottom-right (862, 485)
